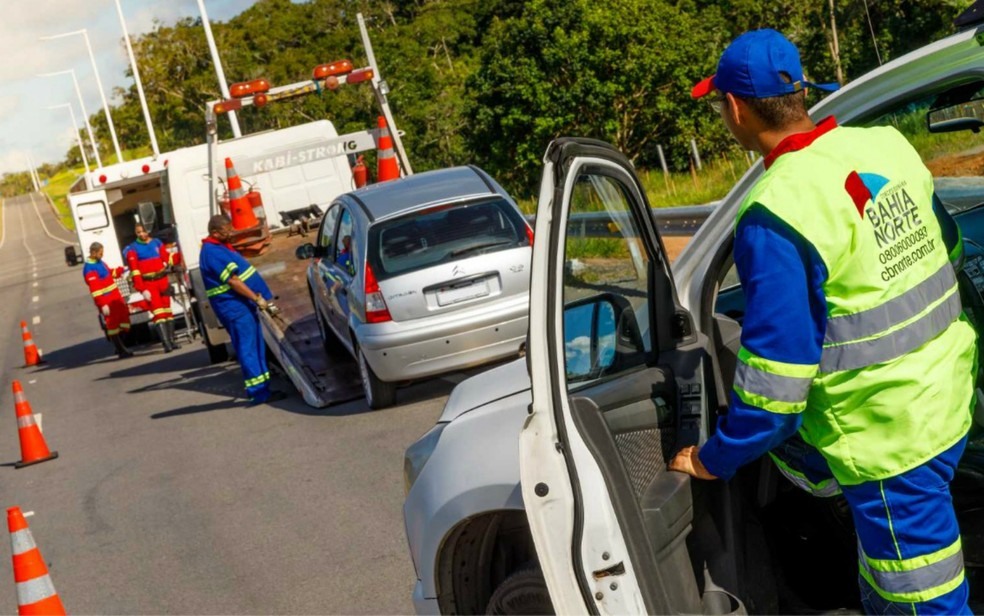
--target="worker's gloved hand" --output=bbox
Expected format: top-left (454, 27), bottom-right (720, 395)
top-left (142, 290), bottom-right (152, 302)
top-left (265, 303), bottom-right (280, 317)
top-left (112, 267), bottom-right (125, 278)
top-left (101, 304), bottom-right (111, 316)
top-left (255, 297), bottom-right (270, 312)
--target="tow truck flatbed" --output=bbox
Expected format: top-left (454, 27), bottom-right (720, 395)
top-left (250, 229), bottom-right (363, 407)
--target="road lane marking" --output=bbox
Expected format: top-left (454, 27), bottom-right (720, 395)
top-left (32, 316), bottom-right (40, 325)
top-left (28, 380), bottom-right (36, 384)
top-left (32, 296), bottom-right (38, 303)
top-left (27, 193), bottom-right (74, 246)
top-left (32, 282), bottom-right (37, 287)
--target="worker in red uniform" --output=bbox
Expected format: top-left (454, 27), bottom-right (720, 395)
top-left (123, 223), bottom-right (181, 353)
top-left (82, 242), bottom-right (133, 359)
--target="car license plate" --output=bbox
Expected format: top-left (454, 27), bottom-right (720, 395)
top-left (437, 280), bottom-right (490, 306)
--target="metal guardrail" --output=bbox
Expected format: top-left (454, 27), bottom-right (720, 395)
top-left (525, 202), bottom-right (717, 237)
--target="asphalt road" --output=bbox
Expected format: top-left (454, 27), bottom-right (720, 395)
top-left (0, 193), bottom-right (453, 613)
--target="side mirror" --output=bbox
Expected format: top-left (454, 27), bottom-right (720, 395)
top-left (562, 293), bottom-right (644, 384)
top-left (562, 297), bottom-right (618, 382)
top-left (928, 97), bottom-right (984, 134)
top-left (137, 201), bottom-right (157, 230)
top-left (296, 243), bottom-right (316, 260)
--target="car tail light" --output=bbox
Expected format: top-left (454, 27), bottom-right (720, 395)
top-left (525, 224), bottom-right (534, 246)
top-left (364, 263), bottom-right (392, 323)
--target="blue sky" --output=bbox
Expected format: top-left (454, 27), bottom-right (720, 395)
top-left (0, 0), bottom-right (262, 176)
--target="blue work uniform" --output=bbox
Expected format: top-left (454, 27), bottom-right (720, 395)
top-left (698, 120), bottom-right (971, 614)
top-left (199, 238), bottom-right (274, 402)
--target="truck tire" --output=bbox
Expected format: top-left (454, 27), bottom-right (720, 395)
top-left (357, 343), bottom-right (396, 409)
top-left (206, 338), bottom-right (229, 364)
top-left (485, 564), bottom-right (554, 615)
top-left (198, 320), bottom-right (229, 363)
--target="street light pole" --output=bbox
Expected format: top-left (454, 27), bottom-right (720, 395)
top-left (196, 0), bottom-right (242, 138)
top-left (113, 0), bottom-right (160, 158)
top-left (40, 29), bottom-right (124, 163)
top-left (39, 69), bottom-right (103, 168)
top-left (47, 103), bottom-right (92, 189)
top-left (22, 154), bottom-right (39, 192)
top-left (27, 153), bottom-right (42, 191)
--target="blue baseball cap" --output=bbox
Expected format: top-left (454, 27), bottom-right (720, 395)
top-left (691, 29), bottom-right (839, 99)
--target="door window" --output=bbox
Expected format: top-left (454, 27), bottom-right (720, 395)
top-left (318, 204), bottom-right (340, 253)
top-left (851, 81), bottom-right (984, 213)
top-left (334, 208), bottom-right (355, 275)
top-left (563, 171), bottom-right (651, 388)
top-left (77, 201), bottom-right (109, 231)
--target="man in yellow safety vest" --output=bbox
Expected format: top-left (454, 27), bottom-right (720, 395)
top-left (671, 29), bottom-right (976, 614)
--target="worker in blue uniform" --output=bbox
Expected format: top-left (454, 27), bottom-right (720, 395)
top-left (671, 30), bottom-right (975, 614)
top-left (199, 214), bottom-right (287, 405)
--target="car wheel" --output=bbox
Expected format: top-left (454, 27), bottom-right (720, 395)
top-left (357, 343), bottom-right (396, 409)
top-left (309, 284), bottom-right (341, 354)
top-left (485, 564), bottom-right (554, 615)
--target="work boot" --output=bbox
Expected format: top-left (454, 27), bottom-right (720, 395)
top-left (110, 334), bottom-right (133, 359)
top-left (157, 323), bottom-right (174, 353)
top-left (165, 321), bottom-right (181, 350)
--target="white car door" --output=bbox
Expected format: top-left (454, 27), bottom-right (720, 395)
top-left (520, 138), bottom-right (713, 614)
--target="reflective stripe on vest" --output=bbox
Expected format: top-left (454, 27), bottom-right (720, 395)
top-left (733, 347), bottom-right (816, 413)
top-left (219, 262), bottom-right (237, 283)
top-left (820, 286), bottom-right (962, 373)
top-left (240, 266), bottom-right (257, 282)
top-left (207, 284), bottom-right (230, 297)
top-left (91, 282), bottom-right (118, 298)
top-left (858, 538), bottom-right (965, 603)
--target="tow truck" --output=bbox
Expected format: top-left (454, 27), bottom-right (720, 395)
top-left (67, 14), bottom-right (411, 407)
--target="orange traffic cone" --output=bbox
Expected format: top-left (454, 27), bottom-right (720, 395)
top-left (225, 158), bottom-right (259, 230)
top-left (11, 382), bottom-right (57, 469)
top-left (376, 117), bottom-right (400, 183)
top-left (7, 507), bottom-right (66, 616)
top-left (20, 322), bottom-right (41, 367)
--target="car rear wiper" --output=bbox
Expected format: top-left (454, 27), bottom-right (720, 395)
top-left (449, 240), bottom-right (513, 257)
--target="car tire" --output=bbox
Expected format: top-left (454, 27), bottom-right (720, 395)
top-left (485, 564), bottom-right (554, 615)
top-left (357, 343), bottom-right (396, 409)
top-left (309, 284), bottom-right (340, 354)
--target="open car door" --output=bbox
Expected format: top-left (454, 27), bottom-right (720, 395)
top-left (520, 138), bottom-right (713, 614)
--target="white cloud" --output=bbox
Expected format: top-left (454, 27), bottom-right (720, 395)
top-left (0, 0), bottom-right (260, 174)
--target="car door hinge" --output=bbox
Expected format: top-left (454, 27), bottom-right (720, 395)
top-left (592, 561), bottom-right (626, 579)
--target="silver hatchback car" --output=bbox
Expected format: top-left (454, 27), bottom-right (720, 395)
top-left (297, 165), bottom-right (532, 408)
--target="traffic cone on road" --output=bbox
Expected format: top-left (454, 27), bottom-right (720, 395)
top-left (20, 322), bottom-right (41, 367)
top-left (376, 117), bottom-right (400, 183)
top-left (11, 382), bottom-right (57, 469)
top-left (7, 507), bottom-right (66, 616)
top-left (225, 158), bottom-right (260, 230)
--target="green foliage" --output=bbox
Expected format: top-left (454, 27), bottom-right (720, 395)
top-left (0, 0), bottom-right (970, 202)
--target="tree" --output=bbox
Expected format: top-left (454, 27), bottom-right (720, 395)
top-left (467, 0), bottom-right (718, 196)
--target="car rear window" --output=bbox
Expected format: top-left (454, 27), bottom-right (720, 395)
top-left (367, 197), bottom-right (530, 279)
